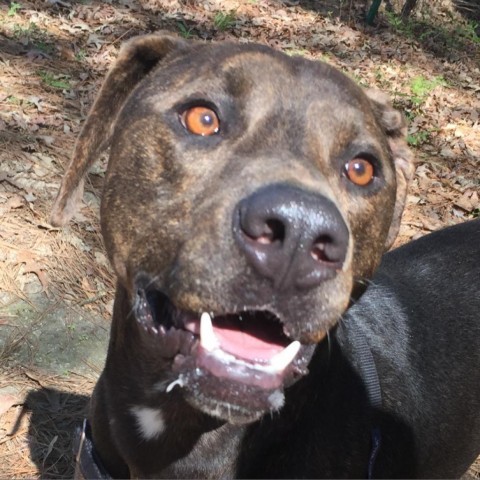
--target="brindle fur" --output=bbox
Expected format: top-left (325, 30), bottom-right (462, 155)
top-left (51, 34), bottom-right (479, 478)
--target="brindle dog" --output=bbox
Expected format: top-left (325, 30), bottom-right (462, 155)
top-left (50, 34), bottom-right (480, 478)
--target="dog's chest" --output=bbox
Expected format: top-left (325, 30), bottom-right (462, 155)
top-left (152, 424), bottom-right (243, 479)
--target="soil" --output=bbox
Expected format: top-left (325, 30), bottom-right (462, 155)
top-left (0, 0), bottom-right (478, 477)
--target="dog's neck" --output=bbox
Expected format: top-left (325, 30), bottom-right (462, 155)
top-left (143, 412), bottom-right (243, 478)
top-left (99, 285), bottom-right (246, 477)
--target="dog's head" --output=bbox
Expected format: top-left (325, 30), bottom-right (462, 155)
top-left (51, 34), bottom-right (413, 424)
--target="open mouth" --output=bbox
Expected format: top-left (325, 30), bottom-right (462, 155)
top-left (133, 281), bottom-right (313, 419)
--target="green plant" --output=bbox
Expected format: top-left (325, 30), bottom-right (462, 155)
top-left (6, 95), bottom-right (22, 105)
top-left (177, 21), bottom-right (194, 39)
top-left (407, 130), bottom-right (430, 146)
top-left (13, 22), bottom-right (36, 37)
top-left (385, 11), bottom-right (408, 33)
top-left (460, 21), bottom-right (480, 44)
top-left (213, 10), bottom-right (236, 31)
top-left (409, 75), bottom-right (446, 106)
top-left (38, 70), bottom-right (71, 90)
top-left (8, 2), bottom-right (22, 16)
top-left (75, 49), bottom-right (87, 61)
top-left (35, 40), bottom-right (54, 54)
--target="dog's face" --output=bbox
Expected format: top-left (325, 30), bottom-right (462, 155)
top-left (51, 35), bottom-right (413, 424)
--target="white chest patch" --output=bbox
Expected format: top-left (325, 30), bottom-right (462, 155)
top-left (130, 405), bottom-right (166, 440)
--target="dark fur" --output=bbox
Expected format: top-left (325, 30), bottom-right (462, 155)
top-left (50, 33), bottom-right (479, 478)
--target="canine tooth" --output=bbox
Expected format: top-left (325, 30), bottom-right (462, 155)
top-left (200, 312), bottom-right (219, 352)
top-left (269, 341), bottom-right (301, 372)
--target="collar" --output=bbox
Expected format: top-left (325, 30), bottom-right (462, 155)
top-left (346, 322), bottom-right (383, 479)
top-left (73, 419), bottom-right (111, 479)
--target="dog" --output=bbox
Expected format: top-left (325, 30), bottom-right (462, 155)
top-left (50, 33), bottom-right (480, 478)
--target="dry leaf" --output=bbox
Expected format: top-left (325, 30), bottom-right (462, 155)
top-left (16, 250), bottom-right (49, 292)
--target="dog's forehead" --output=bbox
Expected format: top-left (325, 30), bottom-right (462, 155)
top-left (144, 43), bottom-right (369, 112)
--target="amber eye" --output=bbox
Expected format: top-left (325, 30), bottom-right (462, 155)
top-left (181, 106), bottom-right (220, 136)
top-left (345, 158), bottom-right (375, 186)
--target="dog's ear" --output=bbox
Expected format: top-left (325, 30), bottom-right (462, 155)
top-left (366, 89), bottom-right (415, 250)
top-left (50, 33), bottom-right (189, 227)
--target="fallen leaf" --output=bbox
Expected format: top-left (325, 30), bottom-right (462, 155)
top-left (16, 250), bottom-right (49, 292)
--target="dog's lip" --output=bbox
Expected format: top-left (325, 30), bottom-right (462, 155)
top-left (133, 286), bottom-right (306, 389)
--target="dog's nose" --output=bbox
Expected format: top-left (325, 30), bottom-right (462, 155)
top-left (233, 184), bottom-right (349, 290)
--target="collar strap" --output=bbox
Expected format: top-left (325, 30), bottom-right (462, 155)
top-left (346, 321), bottom-right (383, 479)
top-left (73, 419), bottom-right (112, 479)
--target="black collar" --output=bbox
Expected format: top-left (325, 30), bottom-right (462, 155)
top-left (73, 419), bottom-right (111, 479)
top-left (347, 321), bottom-right (383, 479)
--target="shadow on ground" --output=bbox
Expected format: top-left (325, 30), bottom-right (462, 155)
top-left (21, 388), bottom-right (89, 478)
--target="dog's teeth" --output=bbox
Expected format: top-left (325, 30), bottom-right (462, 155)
top-left (268, 341), bottom-right (301, 372)
top-left (200, 312), bottom-right (219, 352)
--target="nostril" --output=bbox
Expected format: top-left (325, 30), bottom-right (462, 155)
top-left (263, 219), bottom-right (285, 244)
top-left (243, 218), bottom-right (286, 245)
top-left (234, 184), bottom-right (350, 290)
top-left (311, 235), bottom-right (343, 264)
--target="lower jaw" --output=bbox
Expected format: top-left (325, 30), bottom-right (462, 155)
top-left (181, 367), bottom-right (287, 424)
top-left (165, 345), bottom-right (315, 424)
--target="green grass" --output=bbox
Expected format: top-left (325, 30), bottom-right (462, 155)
top-left (409, 75), bottom-right (447, 106)
top-left (38, 70), bottom-right (72, 90)
top-left (13, 21), bottom-right (40, 38)
top-left (12, 21), bottom-right (50, 49)
top-left (407, 130), bottom-right (430, 146)
top-left (385, 11), bottom-right (414, 37)
top-left (386, 9), bottom-right (479, 54)
top-left (34, 40), bottom-right (54, 54)
top-left (177, 21), bottom-right (194, 39)
top-left (8, 1), bottom-right (22, 16)
top-left (6, 95), bottom-right (22, 105)
top-left (75, 49), bottom-right (87, 61)
top-left (459, 21), bottom-right (480, 44)
top-left (11, 20), bottom-right (55, 53)
top-left (213, 10), bottom-right (236, 31)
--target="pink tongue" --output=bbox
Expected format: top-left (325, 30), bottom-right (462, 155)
top-left (213, 325), bottom-right (284, 362)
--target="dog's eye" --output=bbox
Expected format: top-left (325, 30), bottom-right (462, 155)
top-left (344, 158), bottom-right (375, 186)
top-left (181, 106), bottom-right (220, 136)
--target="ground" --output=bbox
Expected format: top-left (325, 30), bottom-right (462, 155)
top-left (0, 0), bottom-right (479, 477)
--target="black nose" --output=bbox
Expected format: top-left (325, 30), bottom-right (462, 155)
top-left (233, 184), bottom-right (349, 290)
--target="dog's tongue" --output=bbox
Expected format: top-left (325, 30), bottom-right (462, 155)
top-left (188, 313), bottom-right (301, 387)
top-left (185, 314), bottom-right (288, 363)
top-left (213, 323), bottom-right (285, 362)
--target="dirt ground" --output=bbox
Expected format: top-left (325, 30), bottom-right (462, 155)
top-left (0, 0), bottom-right (479, 477)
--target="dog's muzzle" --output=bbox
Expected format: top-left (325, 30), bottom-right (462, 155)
top-left (132, 281), bottom-right (314, 421)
